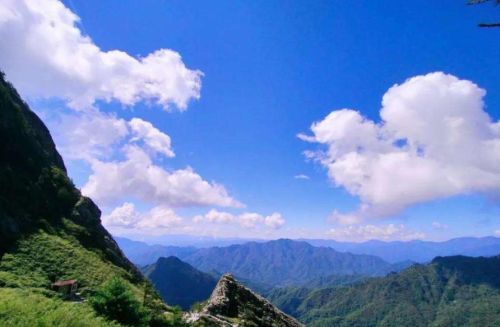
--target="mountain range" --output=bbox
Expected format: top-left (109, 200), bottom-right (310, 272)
top-left (268, 255), bottom-right (500, 326)
top-left (117, 235), bottom-right (500, 266)
top-left (181, 239), bottom-right (396, 286)
top-left (304, 237), bottom-right (500, 263)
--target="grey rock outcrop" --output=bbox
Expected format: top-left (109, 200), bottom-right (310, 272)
top-left (187, 274), bottom-right (304, 327)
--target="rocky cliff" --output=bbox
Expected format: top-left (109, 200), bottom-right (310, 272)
top-left (187, 274), bottom-right (304, 327)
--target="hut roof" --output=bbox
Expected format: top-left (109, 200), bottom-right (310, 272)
top-left (52, 279), bottom-right (77, 287)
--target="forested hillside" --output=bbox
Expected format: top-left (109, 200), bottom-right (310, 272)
top-left (181, 239), bottom-right (394, 286)
top-left (268, 255), bottom-right (500, 327)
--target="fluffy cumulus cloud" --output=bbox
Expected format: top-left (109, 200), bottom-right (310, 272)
top-left (0, 0), bottom-right (202, 110)
top-left (301, 72), bottom-right (500, 223)
top-left (82, 145), bottom-right (242, 208)
top-left (328, 224), bottom-right (426, 242)
top-left (49, 109), bottom-right (129, 161)
top-left (193, 209), bottom-right (285, 230)
top-left (47, 111), bottom-right (238, 209)
top-left (129, 118), bottom-right (175, 158)
top-left (102, 202), bottom-right (182, 232)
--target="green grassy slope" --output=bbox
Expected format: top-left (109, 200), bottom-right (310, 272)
top-left (0, 288), bottom-right (118, 327)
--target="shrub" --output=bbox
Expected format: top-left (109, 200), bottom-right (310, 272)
top-left (90, 277), bottom-right (147, 326)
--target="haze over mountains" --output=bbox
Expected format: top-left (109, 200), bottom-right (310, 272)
top-left (119, 238), bottom-right (402, 287)
top-left (117, 235), bottom-right (500, 266)
top-left (304, 237), bottom-right (500, 263)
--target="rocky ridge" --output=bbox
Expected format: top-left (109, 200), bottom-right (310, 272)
top-left (187, 274), bottom-right (304, 327)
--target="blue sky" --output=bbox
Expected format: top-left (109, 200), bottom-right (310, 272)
top-left (1, 0), bottom-right (499, 241)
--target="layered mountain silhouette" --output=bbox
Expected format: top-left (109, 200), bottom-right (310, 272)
top-left (121, 238), bottom-right (397, 286)
top-left (116, 237), bottom-right (197, 266)
top-left (305, 237), bottom-right (500, 263)
top-left (143, 256), bottom-right (217, 310)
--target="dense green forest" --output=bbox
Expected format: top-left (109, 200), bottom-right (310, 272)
top-left (268, 255), bottom-right (500, 327)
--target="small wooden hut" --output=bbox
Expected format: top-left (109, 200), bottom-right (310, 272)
top-left (52, 279), bottom-right (78, 299)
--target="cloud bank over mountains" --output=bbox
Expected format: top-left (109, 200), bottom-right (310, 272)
top-left (301, 72), bottom-right (500, 225)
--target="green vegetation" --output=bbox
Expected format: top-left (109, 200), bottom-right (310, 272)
top-left (0, 231), bottom-right (136, 291)
top-left (0, 287), bottom-right (117, 327)
top-left (90, 277), bottom-right (148, 326)
top-left (268, 255), bottom-right (500, 327)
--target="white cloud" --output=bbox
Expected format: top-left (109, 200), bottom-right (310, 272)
top-left (264, 213), bottom-right (285, 229)
top-left (0, 0), bottom-right (202, 110)
top-left (327, 224), bottom-right (426, 242)
top-left (49, 109), bottom-right (129, 161)
top-left (294, 174), bottom-right (310, 180)
top-left (239, 213), bottom-right (264, 228)
top-left (432, 221), bottom-right (449, 230)
top-left (82, 145), bottom-right (242, 208)
top-left (193, 209), bottom-right (235, 223)
top-left (129, 118), bottom-right (175, 158)
top-left (45, 109), bottom-right (238, 209)
top-left (0, 0), bottom-right (245, 224)
top-left (103, 202), bottom-right (182, 231)
top-left (193, 209), bottom-right (286, 230)
top-left (494, 230), bottom-right (500, 237)
top-left (301, 72), bottom-right (500, 223)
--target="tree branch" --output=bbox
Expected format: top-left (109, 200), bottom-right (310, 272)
top-left (478, 22), bottom-right (500, 27)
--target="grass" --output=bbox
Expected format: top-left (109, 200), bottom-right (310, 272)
top-left (0, 230), bottom-right (138, 294)
top-left (0, 287), bottom-right (118, 326)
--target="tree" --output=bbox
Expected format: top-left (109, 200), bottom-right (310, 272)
top-left (90, 277), bottom-right (148, 326)
top-left (468, 0), bottom-right (500, 27)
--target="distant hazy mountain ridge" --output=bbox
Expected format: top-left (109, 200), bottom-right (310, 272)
top-left (182, 239), bottom-right (395, 286)
top-left (305, 237), bottom-right (500, 263)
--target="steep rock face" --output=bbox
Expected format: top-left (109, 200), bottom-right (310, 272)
top-left (188, 274), bottom-right (304, 327)
top-left (0, 72), bottom-right (142, 287)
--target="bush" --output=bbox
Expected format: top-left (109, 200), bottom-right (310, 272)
top-left (90, 277), bottom-right (147, 326)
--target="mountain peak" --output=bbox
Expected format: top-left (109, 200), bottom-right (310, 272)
top-left (188, 273), bottom-right (304, 326)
